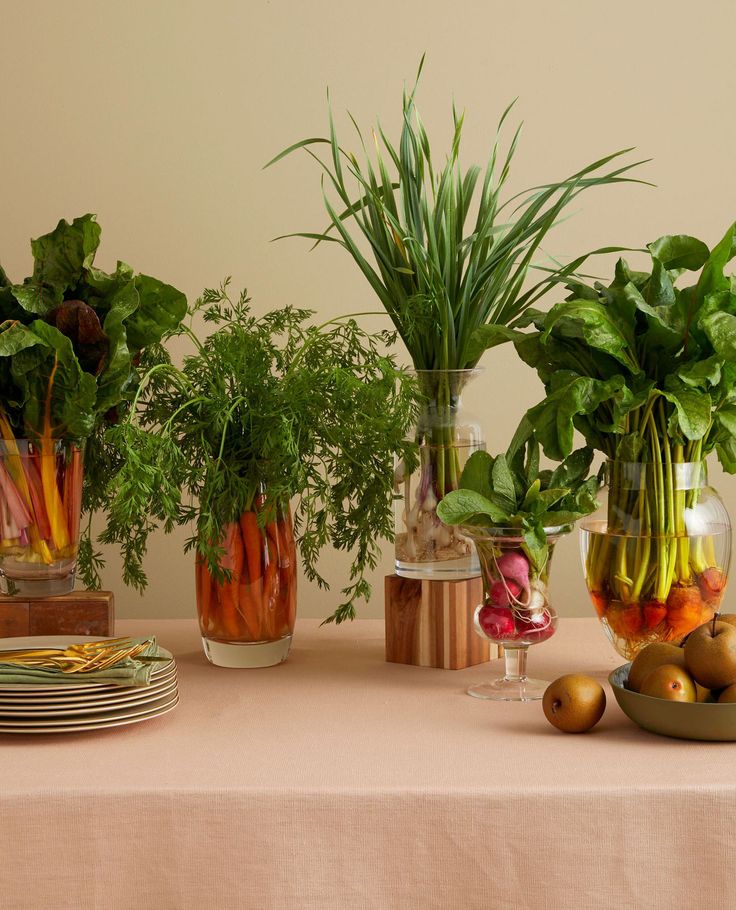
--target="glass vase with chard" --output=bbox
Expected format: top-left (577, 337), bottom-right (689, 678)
top-left (0, 214), bottom-right (186, 595)
top-left (269, 56), bottom-right (644, 580)
top-left (502, 226), bottom-right (736, 658)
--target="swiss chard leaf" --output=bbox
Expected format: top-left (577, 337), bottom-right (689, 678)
top-left (647, 235), bottom-right (710, 271)
top-left (126, 275), bottom-right (187, 351)
top-left (10, 322), bottom-right (97, 437)
top-left (30, 214), bottom-right (101, 292)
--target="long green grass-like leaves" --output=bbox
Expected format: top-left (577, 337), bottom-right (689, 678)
top-left (267, 70), bottom-right (648, 370)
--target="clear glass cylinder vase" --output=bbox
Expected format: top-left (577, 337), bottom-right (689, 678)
top-left (580, 460), bottom-right (731, 659)
top-left (0, 438), bottom-right (84, 597)
top-left (196, 499), bottom-right (297, 668)
top-left (394, 369), bottom-right (484, 580)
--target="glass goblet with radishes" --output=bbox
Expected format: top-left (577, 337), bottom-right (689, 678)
top-left (468, 529), bottom-right (566, 700)
top-left (437, 435), bottom-right (601, 701)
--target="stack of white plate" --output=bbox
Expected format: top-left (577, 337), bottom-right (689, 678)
top-left (0, 635), bottom-right (179, 734)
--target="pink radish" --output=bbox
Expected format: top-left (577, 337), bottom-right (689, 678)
top-left (476, 605), bottom-right (516, 641)
top-left (496, 550), bottom-right (530, 591)
top-left (489, 578), bottom-right (523, 607)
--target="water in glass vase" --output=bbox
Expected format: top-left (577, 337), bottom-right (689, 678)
top-left (394, 368), bottom-right (484, 581)
top-left (395, 443), bottom-right (481, 579)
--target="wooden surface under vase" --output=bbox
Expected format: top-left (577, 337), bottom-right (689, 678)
top-left (385, 574), bottom-right (495, 669)
top-left (0, 591), bottom-right (115, 638)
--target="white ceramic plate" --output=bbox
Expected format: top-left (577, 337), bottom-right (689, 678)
top-left (0, 677), bottom-right (179, 716)
top-left (0, 636), bottom-right (174, 693)
top-left (0, 688), bottom-right (179, 731)
top-left (0, 693), bottom-right (180, 735)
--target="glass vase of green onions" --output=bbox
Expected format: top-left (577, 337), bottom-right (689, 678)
top-left (395, 369), bottom-right (484, 578)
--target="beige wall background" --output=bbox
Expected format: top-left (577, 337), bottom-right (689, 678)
top-left (1, 0), bottom-right (735, 622)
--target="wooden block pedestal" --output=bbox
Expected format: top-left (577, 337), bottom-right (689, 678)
top-left (385, 574), bottom-right (497, 669)
top-left (0, 591), bottom-right (115, 638)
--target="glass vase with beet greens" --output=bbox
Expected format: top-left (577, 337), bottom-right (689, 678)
top-left (581, 459), bottom-right (730, 659)
top-left (498, 224), bottom-right (736, 659)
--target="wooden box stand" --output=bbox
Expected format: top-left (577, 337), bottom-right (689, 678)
top-left (385, 574), bottom-right (497, 669)
top-left (0, 591), bottom-right (115, 638)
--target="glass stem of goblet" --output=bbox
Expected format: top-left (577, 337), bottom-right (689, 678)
top-left (504, 646), bottom-right (528, 682)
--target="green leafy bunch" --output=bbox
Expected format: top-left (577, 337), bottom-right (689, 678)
top-left (0, 214), bottom-right (187, 441)
top-left (267, 57), bottom-right (646, 372)
top-left (490, 224), bottom-right (736, 469)
top-left (437, 435), bottom-right (600, 570)
top-left (98, 281), bottom-right (420, 622)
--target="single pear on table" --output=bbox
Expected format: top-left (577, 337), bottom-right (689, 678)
top-left (542, 674), bottom-right (606, 733)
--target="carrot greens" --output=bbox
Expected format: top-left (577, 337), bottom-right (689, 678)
top-left (100, 282), bottom-right (419, 623)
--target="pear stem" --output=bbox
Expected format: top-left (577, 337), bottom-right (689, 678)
top-left (712, 611), bottom-right (721, 637)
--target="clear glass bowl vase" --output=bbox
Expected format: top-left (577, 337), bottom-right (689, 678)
top-left (394, 369), bottom-right (484, 580)
top-left (580, 461), bottom-right (731, 660)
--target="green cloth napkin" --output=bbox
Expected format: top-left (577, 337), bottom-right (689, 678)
top-left (0, 638), bottom-right (163, 687)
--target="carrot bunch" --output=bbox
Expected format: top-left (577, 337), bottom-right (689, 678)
top-left (196, 505), bottom-right (297, 644)
top-left (0, 427), bottom-right (83, 566)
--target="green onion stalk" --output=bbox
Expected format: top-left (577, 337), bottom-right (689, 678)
top-left (268, 57), bottom-right (644, 569)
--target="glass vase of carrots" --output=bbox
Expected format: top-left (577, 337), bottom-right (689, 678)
top-left (196, 497), bottom-right (297, 668)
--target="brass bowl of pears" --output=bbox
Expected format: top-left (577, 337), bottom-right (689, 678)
top-left (609, 614), bottom-right (736, 741)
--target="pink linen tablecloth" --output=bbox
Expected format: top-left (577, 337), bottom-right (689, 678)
top-left (1, 617), bottom-right (735, 910)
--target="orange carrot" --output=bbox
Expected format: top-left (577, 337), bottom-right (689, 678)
top-left (240, 509), bottom-right (264, 604)
top-left (217, 522), bottom-right (244, 639)
top-left (195, 556), bottom-right (211, 635)
top-left (262, 528), bottom-right (280, 641)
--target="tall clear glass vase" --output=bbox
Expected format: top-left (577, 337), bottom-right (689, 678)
top-left (394, 368), bottom-right (484, 580)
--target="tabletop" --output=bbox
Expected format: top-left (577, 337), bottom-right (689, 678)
top-left (1, 617), bottom-right (734, 910)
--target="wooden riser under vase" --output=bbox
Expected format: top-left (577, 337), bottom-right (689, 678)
top-left (385, 574), bottom-right (497, 669)
top-left (0, 591), bottom-right (114, 638)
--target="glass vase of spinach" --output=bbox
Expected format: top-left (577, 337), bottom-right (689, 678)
top-left (0, 214), bottom-right (186, 595)
top-left (268, 57), bottom-right (644, 580)
top-left (100, 282), bottom-right (419, 666)
top-left (501, 225), bottom-right (736, 658)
